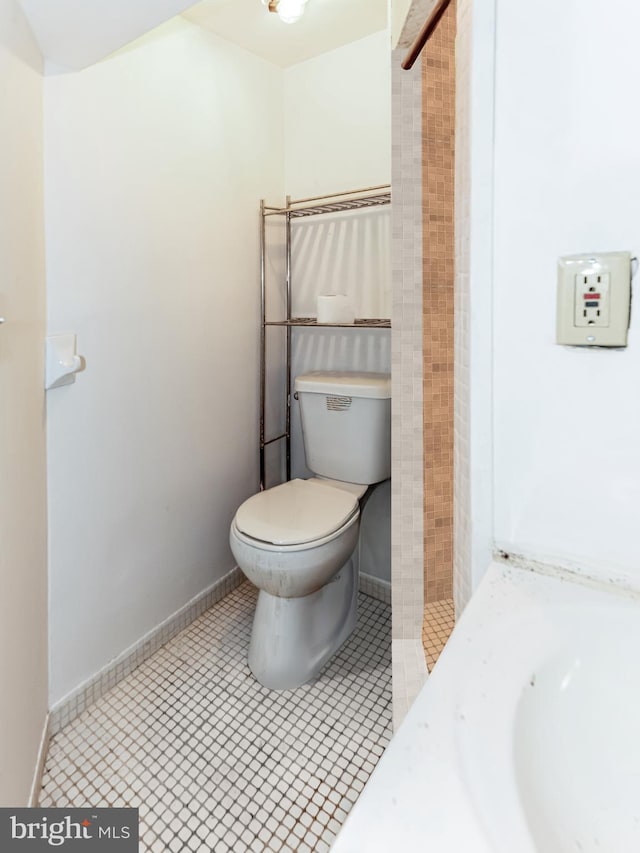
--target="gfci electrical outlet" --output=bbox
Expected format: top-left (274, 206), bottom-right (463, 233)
top-left (557, 251), bottom-right (632, 346)
top-left (573, 271), bottom-right (610, 328)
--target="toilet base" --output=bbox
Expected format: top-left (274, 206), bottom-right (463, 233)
top-left (248, 554), bottom-right (358, 690)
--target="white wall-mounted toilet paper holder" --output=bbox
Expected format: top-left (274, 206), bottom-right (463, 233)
top-left (45, 334), bottom-right (85, 390)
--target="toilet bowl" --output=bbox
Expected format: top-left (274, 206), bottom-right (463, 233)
top-left (230, 370), bottom-right (391, 691)
top-left (230, 478), bottom-right (364, 689)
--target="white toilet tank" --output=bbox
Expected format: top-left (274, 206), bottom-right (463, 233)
top-left (294, 371), bottom-right (391, 485)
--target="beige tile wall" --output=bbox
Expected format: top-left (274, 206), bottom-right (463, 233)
top-left (422, 1), bottom-right (456, 604)
top-left (391, 46), bottom-right (425, 644)
top-left (391, 46), bottom-right (429, 727)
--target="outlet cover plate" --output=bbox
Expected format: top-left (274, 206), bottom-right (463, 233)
top-left (557, 251), bottom-right (631, 346)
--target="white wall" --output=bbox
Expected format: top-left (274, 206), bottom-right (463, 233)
top-left (283, 31), bottom-right (392, 580)
top-left (45, 19), bottom-right (284, 704)
top-left (491, 1), bottom-right (640, 580)
top-left (0, 0), bottom-right (48, 804)
top-left (391, 0), bottom-right (412, 48)
top-left (284, 31), bottom-right (391, 198)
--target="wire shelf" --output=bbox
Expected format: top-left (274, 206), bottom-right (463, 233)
top-left (264, 189), bottom-right (391, 219)
top-left (265, 318), bottom-right (391, 328)
top-left (260, 184), bottom-right (392, 489)
top-left (289, 193), bottom-right (391, 218)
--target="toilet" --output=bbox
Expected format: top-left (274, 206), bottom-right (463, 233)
top-left (229, 371), bottom-right (391, 690)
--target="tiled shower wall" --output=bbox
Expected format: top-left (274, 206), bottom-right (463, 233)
top-left (391, 46), bottom-right (428, 727)
top-left (391, 0), bottom-right (485, 722)
top-left (453, 0), bottom-right (473, 614)
top-left (453, 0), bottom-right (495, 616)
top-left (422, 0), bottom-right (456, 605)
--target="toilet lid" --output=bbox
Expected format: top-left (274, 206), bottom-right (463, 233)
top-left (235, 479), bottom-right (359, 546)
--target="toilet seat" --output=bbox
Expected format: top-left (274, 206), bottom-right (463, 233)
top-left (235, 478), bottom-right (359, 547)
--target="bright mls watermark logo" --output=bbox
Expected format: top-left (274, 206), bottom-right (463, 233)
top-left (0, 808), bottom-right (138, 851)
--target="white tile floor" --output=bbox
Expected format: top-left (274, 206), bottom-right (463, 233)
top-left (39, 582), bottom-right (392, 852)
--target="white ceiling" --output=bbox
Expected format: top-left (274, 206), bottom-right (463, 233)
top-left (19, 0), bottom-right (196, 70)
top-left (18, 0), bottom-right (388, 72)
top-left (183, 0), bottom-right (389, 68)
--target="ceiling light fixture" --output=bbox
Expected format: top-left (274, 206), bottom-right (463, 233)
top-left (261, 0), bottom-right (310, 25)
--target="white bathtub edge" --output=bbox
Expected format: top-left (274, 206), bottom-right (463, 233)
top-left (332, 559), bottom-right (636, 852)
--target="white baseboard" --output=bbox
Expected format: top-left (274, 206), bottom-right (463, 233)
top-left (359, 572), bottom-right (391, 604)
top-left (49, 566), bottom-right (244, 737)
top-left (47, 567), bottom-right (388, 739)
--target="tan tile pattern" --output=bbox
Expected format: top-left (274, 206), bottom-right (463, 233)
top-left (422, 1), bottom-right (457, 604)
top-left (422, 598), bottom-right (455, 670)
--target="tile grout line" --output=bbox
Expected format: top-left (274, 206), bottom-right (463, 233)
top-left (422, 597), bottom-right (455, 670)
top-left (40, 585), bottom-right (392, 853)
top-left (50, 569), bottom-right (391, 738)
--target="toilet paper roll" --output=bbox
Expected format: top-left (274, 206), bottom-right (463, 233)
top-left (316, 294), bottom-right (355, 324)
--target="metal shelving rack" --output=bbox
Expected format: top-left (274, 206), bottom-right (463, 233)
top-left (259, 185), bottom-right (391, 491)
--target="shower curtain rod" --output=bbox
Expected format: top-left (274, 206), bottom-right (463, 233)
top-left (401, 0), bottom-right (452, 70)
